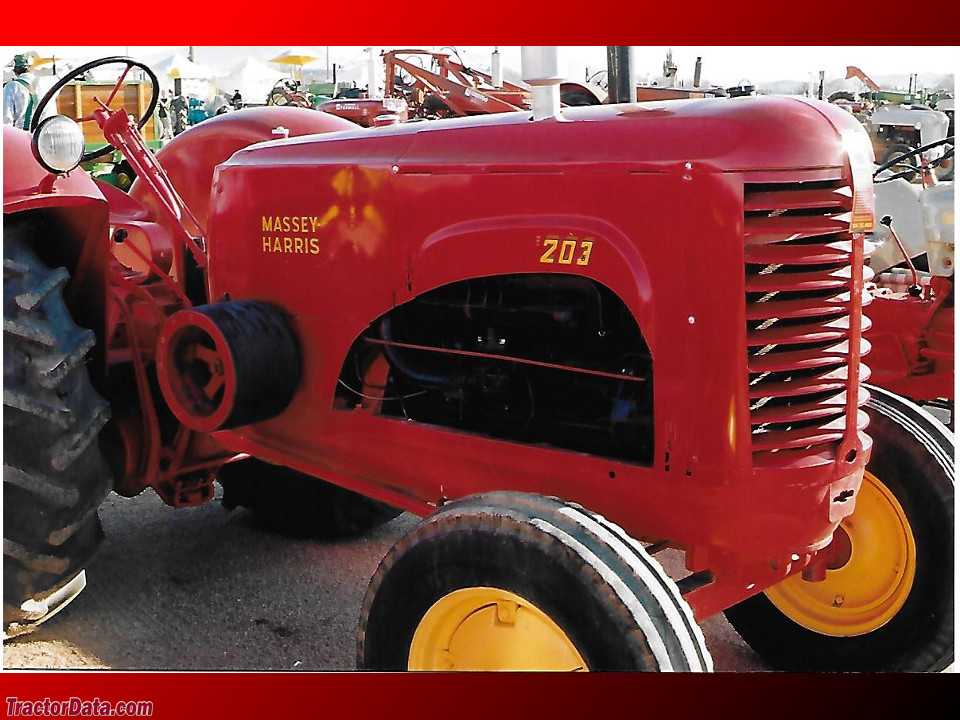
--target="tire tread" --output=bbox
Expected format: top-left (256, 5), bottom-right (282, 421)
top-left (3, 222), bottom-right (113, 634)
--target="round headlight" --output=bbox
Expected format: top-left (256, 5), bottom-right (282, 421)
top-left (31, 115), bottom-right (85, 174)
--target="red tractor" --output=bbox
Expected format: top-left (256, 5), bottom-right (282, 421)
top-left (3, 51), bottom-right (953, 672)
top-left (318, 49), bottom-right (603, 128)
top-left (379, 48), bottom-right (604, 120)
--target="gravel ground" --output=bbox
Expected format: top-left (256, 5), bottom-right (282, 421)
top-left (3, 485), bottom-right (767, 672)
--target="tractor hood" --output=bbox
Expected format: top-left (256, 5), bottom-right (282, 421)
top-left (225, 96), bottom-right (871, 176)
top-left (870, 104), bottom-right (950, 148)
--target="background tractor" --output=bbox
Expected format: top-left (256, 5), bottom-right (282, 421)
top-left (868, 104), bottom-right (951, 182)
top-left (864, 141), bottom-right (954, 426)
top-left (3, 48), bottom-right (953, 672)
top-left (316, 48), bottom-right (605, 126)
top-left (843, 64), bottom-right (952, 182)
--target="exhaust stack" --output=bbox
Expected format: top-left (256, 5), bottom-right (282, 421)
top-left (521, 46), bottom-right (562, 120)
top-left (366, 47), bottom-right (381, 99)
top-left (492, 47), bottom-right (503, 89)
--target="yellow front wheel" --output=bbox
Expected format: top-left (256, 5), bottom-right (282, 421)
top-left (409, 587), bottom-right (586, 671)
top-left (724, 387), bottom-right (954, 672)
top-left (358, 492), bottom-right (712, 672)
top-left (764, 471), bottom-right (916, 637)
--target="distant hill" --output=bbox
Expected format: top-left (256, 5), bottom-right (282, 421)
top-left (758, 79), bottom-right (808, 95)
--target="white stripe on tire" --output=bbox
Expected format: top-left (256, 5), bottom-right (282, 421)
top-left (530, 518), bottom-right (675, 671)
top-left (557, 506), bottom-right (712, 672)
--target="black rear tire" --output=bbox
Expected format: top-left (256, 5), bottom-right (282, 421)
top-left (219, 458), bottom-right (401, 539)
top-left (724, 386), bottom-right (954, 672)
top-left (358, 492), bottom-right (712, 671)
top-left (3, 222), bottom-right (113, 638)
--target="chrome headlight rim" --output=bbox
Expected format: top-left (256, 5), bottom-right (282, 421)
top-left (30, 115), bottom-right (85, 175)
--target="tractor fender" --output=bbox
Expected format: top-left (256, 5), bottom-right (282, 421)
top-left (3, 126), bottom-right (111, 351)
top-left (3, 126), bottom-right (106, 214)
top-left (129, 107), bottom-right (358, 231)
top-left (406, 214), bottom-right (656, 353)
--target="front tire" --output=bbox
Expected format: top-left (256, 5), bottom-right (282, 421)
top-left (3, 223), bottom-right (113, 638)
top-left (358, 492), bottom-right (711, 671)
top-left (724, 386), bottom-right (953, 671)
top-left (881, 143), bottom-right (920, 183)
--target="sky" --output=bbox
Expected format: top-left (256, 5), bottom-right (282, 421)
top-left (2, 45), bottom-right (956, 90)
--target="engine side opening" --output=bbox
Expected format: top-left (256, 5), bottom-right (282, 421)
top-left (336, 274), bottom-right (653, 464)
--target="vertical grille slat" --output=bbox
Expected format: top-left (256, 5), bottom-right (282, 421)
top-left (744, 178), bottom-right (869, 458)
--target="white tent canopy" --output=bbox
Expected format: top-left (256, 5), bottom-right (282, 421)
top-left (151, 52), bottom-right (222, 80)
top-left (215, 56), bottom-right (285, 105)
top-left (149, 53), bottom-right (222, 99)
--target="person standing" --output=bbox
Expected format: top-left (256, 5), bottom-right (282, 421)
top-left (3, 54), bottom-right (38, 129)
top-left (156, 90), bottom-right (173, 140)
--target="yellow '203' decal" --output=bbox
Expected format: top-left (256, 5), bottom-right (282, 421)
top-left (539, 235), bottom-right (594, 266)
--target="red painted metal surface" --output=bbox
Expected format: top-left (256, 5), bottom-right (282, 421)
top-left (197, 97), bottom-right (873, 617)
top-left (109, 108), bottom-right (357, 505)
top-left (3, 127), bottom-right (106, 211)
top-left (130, 107), bottom-right (357, 233)
top-left (865, 278), bottom-right (954, 402)
top-left (5, 95), bottom-right (876, 619)
top-left (317, 99), bottom-right (409, 127)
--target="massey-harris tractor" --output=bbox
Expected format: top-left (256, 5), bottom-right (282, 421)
top-left (3, 50), bottom-right (954, 672)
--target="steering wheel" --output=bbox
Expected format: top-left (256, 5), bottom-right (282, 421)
top-left (268, 81), bottom-right (290, 106)
top-left (31, 56), bottom-right (160, 163)
top-left (874, 135), bottom-right (955, 183)
top-left (393, 55), bottom-right (425, 91)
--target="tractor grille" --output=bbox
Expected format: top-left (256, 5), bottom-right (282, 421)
top-left (743, 178), bottom-right (871, 457)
